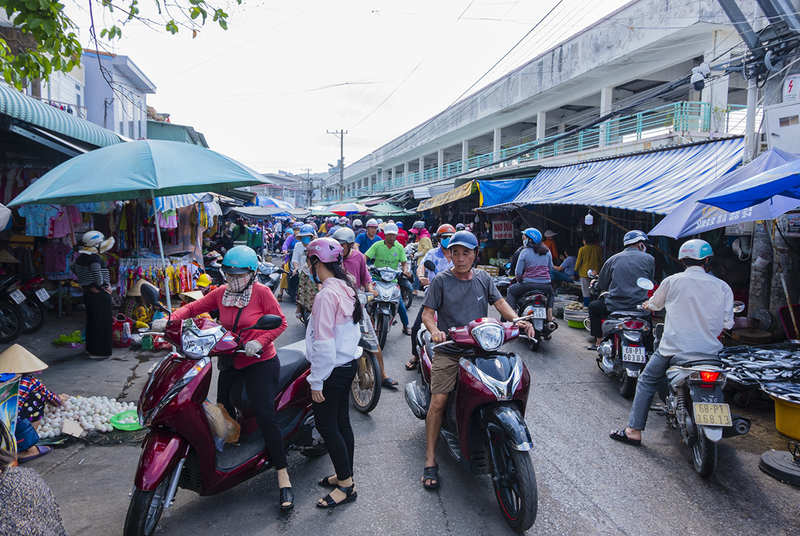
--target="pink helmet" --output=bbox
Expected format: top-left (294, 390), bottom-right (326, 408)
top-left (306, 237), bottom-right (343, 264)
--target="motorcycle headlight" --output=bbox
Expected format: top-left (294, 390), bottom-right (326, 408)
top-left (381, 271), bottom-right (395, 282)
top-left (140, 357), bottom-right (209, 426)
top-left (181, 319), bottom-right (224, 359)
top-left (471, 323), bottom-right (505, 352)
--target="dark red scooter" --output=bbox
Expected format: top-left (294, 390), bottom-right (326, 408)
top-left (124, 284), bottom-right (319, 536)
top-left (405, 316), bottom-right (538, 533)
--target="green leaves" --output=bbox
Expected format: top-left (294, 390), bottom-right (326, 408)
top-left (0, 0), bottom-right (235, 86)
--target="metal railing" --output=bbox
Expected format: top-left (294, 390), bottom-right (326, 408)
top-left (30, 96), bottom-right (88, 119)
top-left (340, 100), bottom-right (748, 199)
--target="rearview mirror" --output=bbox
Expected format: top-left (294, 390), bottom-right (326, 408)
top-left (587, 269), bottom-right (596, 278)
top-left (139, 281), bottom-right (160, 306)
top-left (733, 301), bottom-right (745, 314)
top-left (636, 277), bottom-right (654, 291)
top-left (243, 314), bottom-right (282, 331)
top-left (424, 260), bottom-right (436, 272)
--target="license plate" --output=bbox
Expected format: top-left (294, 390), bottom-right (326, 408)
top-left (622, 345), bottom-right (646, 363)
top-left (9, 289), bottom-right (25, 304)
top-left (531, 307), bottom-right (546, 319)
top-left (693, 402), bottom-right (732, 427)
top-left (35, 288), bottom-right (50, 302)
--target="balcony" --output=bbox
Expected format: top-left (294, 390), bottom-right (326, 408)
top-left (340, 101), bottom-right (748, 199)
top-left (30, 96), bottom-right (88, 119)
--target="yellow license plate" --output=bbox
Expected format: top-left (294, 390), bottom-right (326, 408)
top-left (693, 403), bottom-right (732, 427)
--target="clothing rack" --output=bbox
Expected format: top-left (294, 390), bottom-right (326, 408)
top-left (118, 257), bottom-right (200, 298)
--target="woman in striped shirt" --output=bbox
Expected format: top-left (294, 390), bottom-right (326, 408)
top-left (73, 231), bottom-right (114, 359)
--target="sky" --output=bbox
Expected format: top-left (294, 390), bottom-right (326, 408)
top-left (65, 0), bottom-right (631, 174)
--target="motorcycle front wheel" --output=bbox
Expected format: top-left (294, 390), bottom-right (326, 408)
top-left (351, 351), bottom-right (382, 413)
top-left (492, 441), bottom-right (538, 533)
top-left (376, 313), bottom-right (389, 349)
top-left (690, 431), bottom-right (718, 478)
top-left (123, 478), bottom-right (169, 536)
top-left (19, 299), bottom-right (45, 334)
top-left (402, 286), bottom-right (413, 309)
top-left (0, 301), bottom-right (22, 343)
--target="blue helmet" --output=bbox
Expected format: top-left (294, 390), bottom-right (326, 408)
top-left (447, 230), bottom-right (479, 251)
top-left (298, 224), bottom-right (315, 237)
top-left (522, 227), bottom-right (542, 244)
top-left (623, 230), bottom-right (648, 247)
top-left (396, 221), bottom-right (404, 229)
top-left (221, 245), bottom-right (259, 274)
top-left (678, 239), bottom-right (713, 260)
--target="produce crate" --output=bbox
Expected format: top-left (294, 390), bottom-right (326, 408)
top-left (476, 265), bottom-right (499, 276)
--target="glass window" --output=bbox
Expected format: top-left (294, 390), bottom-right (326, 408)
top-left (128, 121), bottom-right (134, 138)
top-left (119, 121), bottom-right (124, 135)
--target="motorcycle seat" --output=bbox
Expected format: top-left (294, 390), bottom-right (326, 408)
top-left (670, 352), bottom-right (723, 368)
top-left (278, 349), bottom-right (309, 389)
top-left (609, 310), bottom-right (649, 319)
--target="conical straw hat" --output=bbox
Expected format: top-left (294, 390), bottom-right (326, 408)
top-left (0, 344), bottom-right (48, 373)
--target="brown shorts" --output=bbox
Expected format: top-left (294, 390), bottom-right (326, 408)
top-left (430, 351), bottom-right (461, 394)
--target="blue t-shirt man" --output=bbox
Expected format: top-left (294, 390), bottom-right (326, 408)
top-left (356, 231), bottom-right (382, 254)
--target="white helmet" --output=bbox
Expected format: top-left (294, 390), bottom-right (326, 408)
top-left (352, 219), bottom-right (363, 228)
top-left (366, 218), bottom-right (378, 228)
top-left (678, 239), bottom-right (713, 261)
top-left (332, 227), bottom-right (356, 244)
top-left (82, 230), bottom-right (104, 248)
top-left (383, 223), bottom-right (399, 235)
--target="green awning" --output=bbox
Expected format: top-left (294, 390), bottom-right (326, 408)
top-left (368, 202), bottom-right (409, 217)
top-left (0, 83), bottom-right (123, 148)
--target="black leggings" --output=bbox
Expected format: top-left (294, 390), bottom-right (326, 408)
top-left (588, 299), bottom-right (609, 338)
top-left (411, 306), bottom-right (425, 358)
top-left (218, 357), bottom-right (287, 470)
top-left (313, 362), bottom-right (357, 481)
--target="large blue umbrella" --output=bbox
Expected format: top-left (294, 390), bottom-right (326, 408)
top-left (700, 155), bottom-right (800, 213)
top-left (8, 140), bottom-right (271, 307)
top-left (650, 148), bottom-right (799, 238)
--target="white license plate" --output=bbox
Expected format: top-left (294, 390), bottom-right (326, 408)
top-left (35, 288), bottom-right (50, 302)
top-left (693, 402), bottom-right (732, 427)
top-left (9, 289), bottom-right (25, 304)
top-left (531, 307), bottom-right (546, 319)
top-left (622, 345), bottom-right (646, 363)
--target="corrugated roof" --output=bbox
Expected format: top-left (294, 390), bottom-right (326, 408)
top-left (0, 83), bottom-right (123, 148)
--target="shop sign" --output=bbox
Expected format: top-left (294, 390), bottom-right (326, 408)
top-left (492, 220), bottom-right (513, 240)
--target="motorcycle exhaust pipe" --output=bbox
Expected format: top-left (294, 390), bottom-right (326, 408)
top-left (723, 416), bottom-right (751, 438)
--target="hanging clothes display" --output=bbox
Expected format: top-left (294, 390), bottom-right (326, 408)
top-left (41, 240), bottom-right (74, 280)
top-left (117, 257), bottom-right (200, 297)
top-left (17, 205), bottom-right (60, 237)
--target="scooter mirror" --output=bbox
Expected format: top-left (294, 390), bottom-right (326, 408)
top-left (244, 314), bottom-right (282, 331)
top-left (139, 281), bottom-right (161, 306)
top-left (733, 300), bottom-right (745, 314)
top-left (504, 262), bottom-right (511, 270)
top-left (424, 260), bottom-right (436, 272)
top-left (636, 277), bottom-right (654, 291)
top-left (587, 269), bottom-right (596, 278)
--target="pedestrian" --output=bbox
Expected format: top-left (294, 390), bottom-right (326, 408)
top-left (73, 231), bottom-right (114, 359)
top-left (305, 238), bottom-right (361, 508)
top-left (292, 224), bottom-right (316, 319)
top-left (543, 230), bottom-right (559, 259)
top-left (575, 233), bottom-right (603, 307)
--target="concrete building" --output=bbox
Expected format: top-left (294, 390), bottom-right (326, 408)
top-left (83, 50), bottom-right (156, 139)
top-left (326, 0), bottom-right (772, 202)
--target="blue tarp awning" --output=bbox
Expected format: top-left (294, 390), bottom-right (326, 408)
top-left (477, 178), bottom-right (532, 207)
top-left (479, 139), bottom-right (743, 215)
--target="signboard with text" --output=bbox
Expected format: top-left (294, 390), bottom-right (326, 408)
top-left (492, 220), bottom-right (513, 240)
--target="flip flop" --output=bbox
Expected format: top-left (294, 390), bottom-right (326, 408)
top-left (405, 359), bottom-right (418, 371)
top-left (422, 465), bottom-right (440, 490)
top-left (18, 445), bottom-right (52, 464)
top-left (382, 377), bottom-right (399, 390)
top-left (609, 428), bottom-right (641, 447)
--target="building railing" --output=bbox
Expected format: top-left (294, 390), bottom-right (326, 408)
top-left (30, 95), bottom-right (88, 119)
top-left (339, 100), bottom-right (748, 199)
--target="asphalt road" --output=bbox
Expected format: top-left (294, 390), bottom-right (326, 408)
top-left (30, 299), bottom-right (800, 535)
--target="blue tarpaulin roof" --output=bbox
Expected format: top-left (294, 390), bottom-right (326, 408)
top-left (477, 178), bottom-right (532, 207)
top-left (479, 139), bottom-right (743, 215)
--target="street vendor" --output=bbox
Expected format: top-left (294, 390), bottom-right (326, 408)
top-left (73, 231), bottom-right (115, 359)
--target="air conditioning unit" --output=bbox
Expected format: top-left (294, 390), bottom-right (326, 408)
top-left (765, 101), bottom-right (800, 153)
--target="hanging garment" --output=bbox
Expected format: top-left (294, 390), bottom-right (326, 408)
top-left (17, 205), bottom-right (60, 237)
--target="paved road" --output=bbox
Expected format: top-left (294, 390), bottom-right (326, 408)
top-left (31, 299), bottom-right (800, 535)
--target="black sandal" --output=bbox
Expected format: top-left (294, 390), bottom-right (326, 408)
top-left (318, 475), bottom-right (337, 487)
top-left (279, 487), bottom-right (294, 512)
top-left (609, 428), bottom-right (641, 447)
top-left (316, 484), bottom-right (357, 508)
top-left (422, 465), bottom-right (440, 490)
top-left (382, 377), bottom-right (399, 389)
top-left (405, 359), bottom-right (418, 370)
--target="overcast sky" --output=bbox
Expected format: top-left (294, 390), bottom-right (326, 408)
top-left (66, 0), bottom-right (630, 174)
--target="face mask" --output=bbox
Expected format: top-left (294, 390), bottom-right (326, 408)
top-left (301, 236), bottom-right (311, 245)
top-left (441, 237), bottom-right (450, 249)
top-left (226, 273), bottom-right (252, 293)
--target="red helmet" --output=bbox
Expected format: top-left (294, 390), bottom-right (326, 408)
top-left (436, 224), bottom-right (456, 237)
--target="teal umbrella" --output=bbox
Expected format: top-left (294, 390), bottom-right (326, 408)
top-left (9, 140), bottom-right (271, 307)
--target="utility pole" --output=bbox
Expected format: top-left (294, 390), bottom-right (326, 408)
top-left (304, 168), bottom-right (312, 208)
top-left (327, 129), bottom-right (347, 200)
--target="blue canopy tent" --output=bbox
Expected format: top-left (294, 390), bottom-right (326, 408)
top-left (8, 140), bottom-right (272, 307)
top-left (255, 195), bottom-right (294, 210)
top-left (650, 148), bottom-right (800, 238)
top-left (700, 156), bottom-right (800, 213)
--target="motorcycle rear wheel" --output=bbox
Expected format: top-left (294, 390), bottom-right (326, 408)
top-left (492, 441), bottom-right (538, 533)
top-left (351, 351), bottom-right (382, 413)
top-left (19, 299), bottom-right (45, 334)
top-left (691, 433), bottom-right (718, 478)
top-left (618, 374), bottom-right (636, 399)
top-left (123, 478), bottom-right (169, 536)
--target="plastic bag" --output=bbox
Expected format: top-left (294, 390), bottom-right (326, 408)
top-left (203, 400), bottom-right (240, 444)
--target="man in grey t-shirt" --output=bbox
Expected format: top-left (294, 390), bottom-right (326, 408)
top-left (419, 231), bottom-right (531, 491)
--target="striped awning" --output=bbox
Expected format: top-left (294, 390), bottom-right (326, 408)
top-left (416, 180), bottom-right (476, 212)
top-left (480, 139), bottom-right (743, 215)
top-left (155, 193), bottom-right (213, 212)
top-left (0, 83), bottom-right (123, 148)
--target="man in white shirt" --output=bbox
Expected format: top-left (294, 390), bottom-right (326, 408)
top-left (610, 239), bottom-right (734, 446)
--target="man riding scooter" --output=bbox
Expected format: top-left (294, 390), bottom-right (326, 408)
top-left (420, 230), bottom-right (532, 490)
top-left (587, 230), bottom-right (655, 351)
top-left (610, 239), bottom-right (734, 446)
top-left (364, 223), bottom-right (413, 336)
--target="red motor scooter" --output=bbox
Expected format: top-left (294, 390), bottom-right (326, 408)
top-left (405, 316), bottom-right (538, 533)
top-left (124, 284), bottom-right (321, 536)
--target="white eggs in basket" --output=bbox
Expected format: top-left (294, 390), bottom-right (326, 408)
top-left (37, 395), bottom-right (137, 438)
